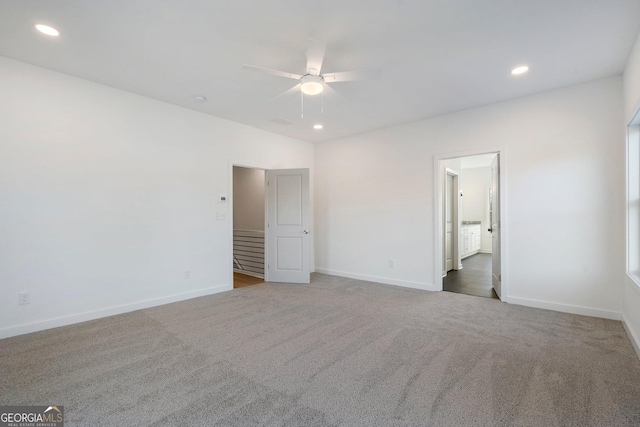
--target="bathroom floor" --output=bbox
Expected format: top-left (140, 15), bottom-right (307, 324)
top-left (443, 253), bottom-right (499, 299)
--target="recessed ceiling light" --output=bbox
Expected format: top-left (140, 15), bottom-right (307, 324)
top-left (511, 65), bottom-right (529, 75)
top-left (194, 96), bottom-right (207, 102)
top-left (313, 124), bottom-right (323, 130)
top-left (35, 24), bottom-right (60, 37)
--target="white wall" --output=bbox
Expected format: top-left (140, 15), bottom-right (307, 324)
top-left (315, 76), bottom-right (625, 318)
top-left (623, 30), bottom-right (640, 357)
top-left (233, 167), bottom-right (265, 231)
top-left (460, 166), bottom-right (492, 253)
top-left (624, 31), bottom-right (640, 120)
top-left (0, 56), bottom-right (314, 338)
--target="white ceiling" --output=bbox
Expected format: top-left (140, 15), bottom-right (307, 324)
top-left (1, 0), bottom-right (639, 143)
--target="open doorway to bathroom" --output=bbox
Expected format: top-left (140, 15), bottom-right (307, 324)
top-left (441, 153), bottom-right (500, 299)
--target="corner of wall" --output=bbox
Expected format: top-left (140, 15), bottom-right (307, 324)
top-left (622, 313), bottom-right (640, 359)
top-left (624, 28), bottom-right (640, 120)
top-left (622, 278), bottom-right (640, 359)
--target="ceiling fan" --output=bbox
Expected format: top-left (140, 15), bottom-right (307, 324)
top-left (243, 39), bottom-right (381, 105)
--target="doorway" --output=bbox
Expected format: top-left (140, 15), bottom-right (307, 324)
top-left (232, 166), bottom-right (266, 288)
top-left (436, 151), bottom-right (503, 300)
top-left (231, 166), bottom-right (311, 288)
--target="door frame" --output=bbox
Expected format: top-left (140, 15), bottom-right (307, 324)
top-left (228, 161), bottom-right (312, 286)
top-left (443, 168), bottom-right (460, 276)
top-left (433, 147), bottom-right (508, 301)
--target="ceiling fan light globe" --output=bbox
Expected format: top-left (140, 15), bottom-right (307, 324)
top-left (301, 81), bottom-right (323, 95)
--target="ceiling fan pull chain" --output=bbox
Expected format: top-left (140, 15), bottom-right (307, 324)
top-left (301, 91), bottom-right (304, 118)
top-left (321, 92), bottom-right (324, 114)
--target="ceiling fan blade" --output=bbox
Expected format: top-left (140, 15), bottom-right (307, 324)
top-left (306, 39), bottom-right (326, 75)
top-left (322, 83), bottom-right (345, 102)
top-left (243, 64), bottom-right (302, 80)
top-left (322, 69), bottom-right (382, 82)
top-left (272, 83), bottom-right (301, 101)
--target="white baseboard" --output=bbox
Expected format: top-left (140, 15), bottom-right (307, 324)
top-left (315, 270), bottom-right (622, 321)
top-left (315, 268), bottom-right (438, 291)
top-left (507, 296), bottom-right (621, 320)
top-left (0, 284), bottom-right (232, 340)
top-left (461, 251), bottom-right (478, 260)
top-left (622, 313), bottom-right (640, 359)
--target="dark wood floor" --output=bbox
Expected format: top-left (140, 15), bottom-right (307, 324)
top-left (443, 253), bottom-right (499, 299)
top-left (234, 272), bottom-right (264, 288)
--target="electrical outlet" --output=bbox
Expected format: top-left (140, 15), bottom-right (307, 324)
top-left (389, 260), bottom-right (395, 268)
top-left (18, 292), bottom-right (30, 305)
top-left (184, 270), bottom-right (190, 279)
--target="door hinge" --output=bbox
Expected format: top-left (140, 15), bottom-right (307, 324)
top-left (499, 274), bottom-right (502, 281)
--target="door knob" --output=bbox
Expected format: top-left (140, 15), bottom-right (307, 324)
top-left (303, 229), bottom-right (310, 234)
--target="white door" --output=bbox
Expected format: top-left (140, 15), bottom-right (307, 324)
top-left (445, 174), bottom-right (454, 271)
top-left (266, 168), bottom-right (310, 283)
top-left (490, 155), bottom-right (502, 298)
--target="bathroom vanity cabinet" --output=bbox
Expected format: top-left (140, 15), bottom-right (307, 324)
top-left (461, 222), bottom-right (482, 258)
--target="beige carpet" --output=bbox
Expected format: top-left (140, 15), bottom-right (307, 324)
top-left (1, 273), bottom-right (639, 426)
